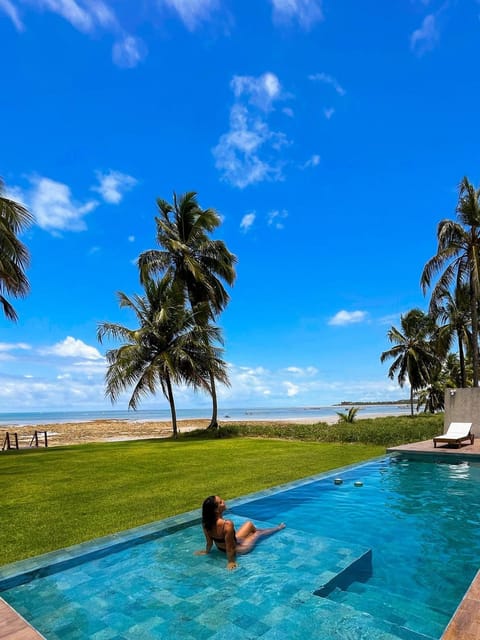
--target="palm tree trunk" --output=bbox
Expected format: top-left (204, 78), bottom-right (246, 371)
top-left (457, 329), bottom-right (466, 387)
top-left (410, 385), bottom-right (414, 417)
top-left (207, 371), bottom-right (219, 430)
top-left (470, 276), bottom-right (480, 387)
top-left (165, 374), bottom-right (178, 439)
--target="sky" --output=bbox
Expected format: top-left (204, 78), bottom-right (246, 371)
top-left (1, 0), bottom-right (480, 414)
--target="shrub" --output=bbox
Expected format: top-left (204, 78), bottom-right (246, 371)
top-left (184, 414), bottom-right (443, 447)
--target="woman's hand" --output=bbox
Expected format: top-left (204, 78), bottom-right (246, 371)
top-left (227, 561), bottom-right (238, 570)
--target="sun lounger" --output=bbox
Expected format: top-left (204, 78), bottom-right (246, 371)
top-left (433, 422), bottom-right (474, 448)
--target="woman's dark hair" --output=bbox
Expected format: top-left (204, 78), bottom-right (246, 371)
top-left (202, 495), bottom-right (217, 531)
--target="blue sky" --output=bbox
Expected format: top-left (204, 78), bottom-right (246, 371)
top-left (1, 0), bottom-right (479, 413)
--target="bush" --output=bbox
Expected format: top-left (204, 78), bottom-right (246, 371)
top-left (184, 414), bottom-right (444, 447)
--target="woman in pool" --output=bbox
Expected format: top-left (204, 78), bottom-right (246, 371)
top-left (195, 495), bottom-right (285, 570)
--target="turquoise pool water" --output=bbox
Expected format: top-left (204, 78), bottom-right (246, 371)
top-left (1, 454), bottom-right (479, 639)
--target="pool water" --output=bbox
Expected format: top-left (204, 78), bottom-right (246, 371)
top-left (1, 454), bottom-right (479, 639)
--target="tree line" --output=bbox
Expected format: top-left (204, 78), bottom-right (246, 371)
top-left (381, 176), bottom-right (480, 416)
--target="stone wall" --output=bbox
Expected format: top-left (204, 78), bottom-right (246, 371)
top-left (444, 388), bottom-right (480, 435)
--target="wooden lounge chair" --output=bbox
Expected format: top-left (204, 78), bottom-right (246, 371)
top-left (433, 422), bottom-right (474, 448)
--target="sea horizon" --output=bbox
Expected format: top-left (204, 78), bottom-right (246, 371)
top-left (0, 403), bottom-right (412, 427)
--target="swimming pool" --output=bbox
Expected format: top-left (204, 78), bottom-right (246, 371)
top-left (1, 454), bottom-right (479, 639)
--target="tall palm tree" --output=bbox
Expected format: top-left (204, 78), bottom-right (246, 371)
top-left (138, 191), bottom-right (237, 429)
top-left (97, 278), bottom-right (229, 438)
top-left (421, 176), bottom-right (480, 386)
top-left (0, 178), bottom-right (33, 321)
top-left (380, 309), bottom-right (439, 416)
top-left (429, 282), bottom-right (471, 387)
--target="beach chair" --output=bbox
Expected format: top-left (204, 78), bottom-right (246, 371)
top-left (433, 422), bottom-right (474, 448)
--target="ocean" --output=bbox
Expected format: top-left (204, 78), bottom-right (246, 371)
top-left (0, 404), bottom-right (412, 427)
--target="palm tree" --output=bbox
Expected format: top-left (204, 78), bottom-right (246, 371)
top-left (0, 178), bottom-right (33, 321)
top-left (380, 309), bottom-right (439, 416)
top-left (336, 407), bottom-right (359, 423)
top-left (429, 282), bottom-right (471, 387)
top-left (442, 352), bottom-right (470, 388)
top-left (138, 191), bottom-right (237, 429)
top-left (421, 176), bottom-right (480, 386)
top-left (97, 278), bottom-right (229, 438)
top-left (416, 377), bottom-right (445, 413)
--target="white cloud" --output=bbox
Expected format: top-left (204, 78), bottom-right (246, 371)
top-left (35, 0), bottom-right (96, 33)
top-left (219, 363), bottom-right (387, 407)
top-left (0, 0), bottom-right (24, 30)
top-left (5, 0), bottom-right (146, 68)
top-left (231, 72), bottom-right (282, 111)
top-left (213, 73), bottom-right (290, 188)
top-left (267, 208), bottom-right (288, 229)
top-left (309, 72), bottom-right (346, 96)
top-left (410, 14), bottom-right (439, 55)
top-left (28, 176), bottom-right (99, 232)
top-left (93, 170), bottom-right (138, 204)
top-left (128, 235), bottom-right (135, 242)
top-left (328, 310), bottom-right (368, 326)
top-left (27, 0), bottom-right (119, 34)
top-left (0, 349), bottom-right (410, 411)
top-left (161, 0), bottom-right (220, 30)
top-left (0, 342), bottom-right (31, 352)
top-left (324, 107), bottom-right (335, 119)
top-left (285, 366), bottom-right (318, 376)
top-left (112, 35), bottom-right (147, 68)
top-left (302, 154), bottom-right (320, 168)
top-left (86, 0), bottom-right (117, 29)
top-left (240, 212), bottom-right (255, 232)
top-left (40, 336), bottom-right (104, 360)
top-left (284, 381), bottom-right (300, 397)
top-left (271, 0), bottom-right (323, 29)
top-left (0, 374), bottom-right (107, 410)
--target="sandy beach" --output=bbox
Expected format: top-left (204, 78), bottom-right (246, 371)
top-left (0, 412), bottom-right (400, 448)
top-left (1, 419), bottom-right (210, 447)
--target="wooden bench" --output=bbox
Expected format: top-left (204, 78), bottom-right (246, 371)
top-left (1, 430), bottom-right (48, 451)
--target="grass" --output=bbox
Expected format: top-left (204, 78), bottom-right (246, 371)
top-left (1, 438), bottom-right (382, 565)
top-left (0, 413), bottom-right (443, 566)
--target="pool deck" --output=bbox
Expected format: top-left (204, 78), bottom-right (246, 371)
top-left (387, 437), bottom-right (480, 458)
top-left (0, 597), bottom-right (44, 639)
top-left (3, 438), bottom-right (480, 640)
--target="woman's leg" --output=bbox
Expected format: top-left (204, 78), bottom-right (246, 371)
top-left (235, 521), bottom-right (257, 539)
top-left (236, 523), bottom-right (285, 554)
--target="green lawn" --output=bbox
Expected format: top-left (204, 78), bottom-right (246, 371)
top-left (1, 437), bottom-right (384, 565)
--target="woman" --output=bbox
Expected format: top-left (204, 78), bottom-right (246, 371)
top-left (195, 495), bottom-right (285, 570)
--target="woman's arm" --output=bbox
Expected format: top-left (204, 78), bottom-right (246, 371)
top-left (194, 525), bottom-right (213, 555)
top-left (224, 520), bottom-right (237, 570)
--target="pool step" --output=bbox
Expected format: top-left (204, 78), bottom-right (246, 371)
top-left (290, 596), bottom-right (438, 640)
top-left (246, 523), bottom-right (373, 596)
top-left (239, 522), bottom-right (443, 639)
top-left (326, 583), bottom-right (448, 639)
